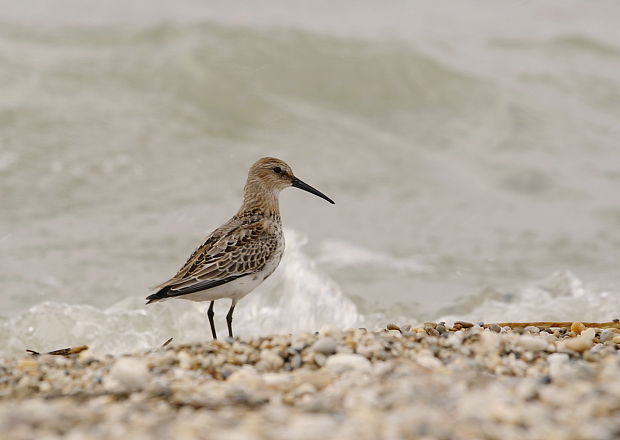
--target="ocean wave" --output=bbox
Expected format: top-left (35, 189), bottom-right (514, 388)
top-left (438, 271), bottom-right (620, 325)
top-left (0, 230), bottom-right (361, 359)
top-left (317, 240), bottom-right (432, 273)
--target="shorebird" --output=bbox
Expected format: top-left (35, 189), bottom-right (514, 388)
top-left (146, 157), bottom-right (334, 339)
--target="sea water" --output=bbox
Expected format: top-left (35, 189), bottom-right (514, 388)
top-left (1, 0), bottom-right (620, 358)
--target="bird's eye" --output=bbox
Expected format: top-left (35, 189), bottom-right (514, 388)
top-left (273, 167), bottom-right (282, 174)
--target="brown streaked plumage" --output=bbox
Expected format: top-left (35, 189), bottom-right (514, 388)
top-left (146, 157), bottom-right (334, 339)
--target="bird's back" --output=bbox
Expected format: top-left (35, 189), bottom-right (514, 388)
top-left (146, 209), bottom-right (283, 304)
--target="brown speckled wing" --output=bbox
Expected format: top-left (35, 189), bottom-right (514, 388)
top-left (147, 216), bottom-right (279, 301)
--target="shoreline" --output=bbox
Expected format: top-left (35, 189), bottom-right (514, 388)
top-left (1, 322), bottom-right (620, 439)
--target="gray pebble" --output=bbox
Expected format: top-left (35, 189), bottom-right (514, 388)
top-left (488, 324), bottom-right (501, 333)
top-left (599, 330), bottom-right (615, 343)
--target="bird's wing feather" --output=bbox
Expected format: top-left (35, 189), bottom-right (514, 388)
top-left (149, 217), bottom-right (279, 300)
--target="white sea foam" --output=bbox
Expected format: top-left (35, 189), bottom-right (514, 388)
top-left (438, 271), bottom-right (620, 325)
top-left (317, 240), bottom-right (431, 273)
top-left (0, 230), bottom-right (361, 359)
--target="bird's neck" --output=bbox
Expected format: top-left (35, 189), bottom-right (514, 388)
top-left (239, 179), bottom-right (280, 218)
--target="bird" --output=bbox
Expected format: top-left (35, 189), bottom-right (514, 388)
top-left (146, 157), bottom-right (335, 339)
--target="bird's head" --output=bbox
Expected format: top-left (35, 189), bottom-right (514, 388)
top-left (247, 157), bottom-right (335, 204)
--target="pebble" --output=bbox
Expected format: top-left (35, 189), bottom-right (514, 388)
top-left (324, 354), bottom-right (371, 374)
top-left (314, 353), bottom-right (327, 367)
top-left (16, 358), bottom-right (38, 373)
top-left (515, 335), bottom-right (548, 352)
top-left (311, 337), bottom-right (338, 355)
top-left (570, 322), bottom-right (586, 335)
top-left (399, 323), bottom-right (412, 332)
top-left (257, 350), bottom-right (284, 371)
top-left (599, 330), bottom-right (615, 343)
top-left (425, 327), bottom-right (440, 337)
top-left (560, 328), bottom-right (595, 353)
top-left (386, 323), bottom-right (401, 332)
top-left (488, 324), bottom-right (502, 333)
top-left (2, 323), bottom-right (619, 440)
top-left (177, 350), bottom-right (194, 369)
top-left (106, 357), bottom-right (150, 391)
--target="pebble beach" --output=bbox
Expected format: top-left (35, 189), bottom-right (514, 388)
top-left (2, 322), bottom-right (620, 440)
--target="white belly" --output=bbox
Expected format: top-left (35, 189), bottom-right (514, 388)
top-left (178, 249), bottom-right (284, 303)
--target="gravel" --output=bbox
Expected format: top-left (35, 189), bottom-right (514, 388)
top-left (1, 323), bottom-right (620, 439)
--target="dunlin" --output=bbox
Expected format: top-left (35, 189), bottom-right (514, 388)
top-left (146, 157), bottom-right (334, 339)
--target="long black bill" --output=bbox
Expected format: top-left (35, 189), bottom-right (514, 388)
top-left (291, 176), bottom-right (335, 204)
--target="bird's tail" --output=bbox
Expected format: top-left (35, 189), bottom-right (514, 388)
top-left (145, 287), bottom-right (171, 305)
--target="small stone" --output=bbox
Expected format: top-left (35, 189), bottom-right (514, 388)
top-left (291, 382), bottom-right (317, 398)
top-left (547, 353), bottom-right (570, 380)
top-left (294, 371), bottom-right (332, 389)
top-left (423, 322), bottom-right (437, 329)
top-left (415, 355), bottom-right (443, 369)
top-left (311, 338), bottom-right (338, 355)
top-left (258, 350), bottom-right (284, 371)
top-left (107, 357), bottom-right (150, 391)
top-left (399, 323), bottom-right (412, 332)
top-left (524, 326), bottom-right (541, 334)
top-left (599, 330), bottom-right (615, 343)
top-left (324, 354), bottom-right (371, 374)
top-left (436, 324), bottom-right (447, 334)
top-left (290, 354), bottom-right (302, 369)
top-left (454, 321), bottom-right (474, 329)
top-left (612, 335), bottom-right (620, 344)
top-left (570, 322), bottom-right (586, 334)
top-left (314, 353), bottom-right (327, 367)
top-left (539, 375), bottom-right (552, 385)
top-left (177, 350), bottom-right (194, 369)
top-left (515, 335), bottom-right (547, 352)
top-left (17, 358), bottom-right (38, 373)
top-left (516, 378), bottom-right (538, 400)
top-left (38, 381), bottom-right (51, 392)
top-left (561, 328), bottom-right (595, 353)
top-left (488, 324), bottom-right (501, 333)
top-left (425, 327), bottom-right (440, 337)
top-left (386, 323), bottom-right (401, 332)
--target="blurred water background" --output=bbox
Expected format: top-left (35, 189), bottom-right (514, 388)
top-left (1, 0), bottom-right (620, 357)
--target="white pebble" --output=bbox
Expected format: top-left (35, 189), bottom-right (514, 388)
top-left (515, 335), bottom-right (548, 352)
top-left (106, 357), bottom-right (150, 391)
top-left (311, 337), bottom-right (337, 355)
top-left (559, 328), bottom-right (595, 353)
top-left (177, 350), bottom-right (193, 369)
top-left (325, 354), bottom-right (371, 374)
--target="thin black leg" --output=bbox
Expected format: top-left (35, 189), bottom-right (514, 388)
top-left (226, 300), bottom-right (236, 338)
top-left (207, 301), bottom-right (217, 340)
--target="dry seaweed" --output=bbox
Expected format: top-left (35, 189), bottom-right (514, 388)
top-left (26, 345), bottom-right (88, 356)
